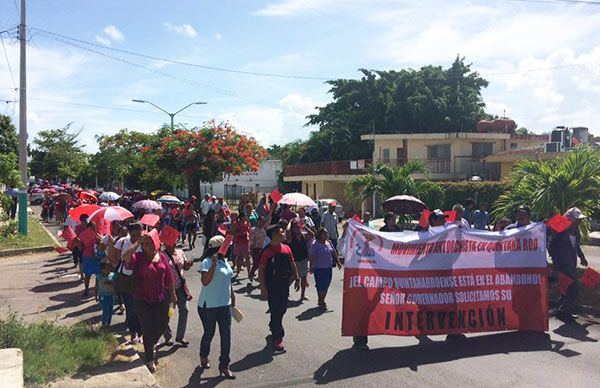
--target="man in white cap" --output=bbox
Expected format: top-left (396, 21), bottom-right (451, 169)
top-left (200, 193), bottom-right (211, 225)
top-left (549, 207), bottom-right (588, 320)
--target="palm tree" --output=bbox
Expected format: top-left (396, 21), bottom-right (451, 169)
top-left (345, 160), bottom-right (444, 211)
top-left (492, 146), bottom-right (600, 224)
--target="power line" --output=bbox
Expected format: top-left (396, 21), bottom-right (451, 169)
top-left (31, 27), bottom-right (332, 81)
top-left (0, 34), bottom-right (17, 88)
top-left (12, 0), bottom-right (20, 18)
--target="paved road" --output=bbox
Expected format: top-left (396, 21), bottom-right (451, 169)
top-left (2, 216), bottom-right (600, 387)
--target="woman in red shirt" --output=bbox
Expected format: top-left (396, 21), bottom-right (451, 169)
top-left (233, 211), bottom-right (251, 278)
top-left (123, 230), bottom-right (176, 373)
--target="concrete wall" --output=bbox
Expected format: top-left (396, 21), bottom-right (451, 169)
top-left (199, 159), bottom-right (281, 198)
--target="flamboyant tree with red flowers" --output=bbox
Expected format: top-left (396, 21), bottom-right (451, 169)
top-left (144, 121), bottom-right (268, 195)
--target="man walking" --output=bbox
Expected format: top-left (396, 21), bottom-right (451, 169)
top-left (321, 201), bottom-right (339, 248)
top-left (549, 207), bottom-right (588, 320)
top-left (258, 225), bottom-right (300, 351)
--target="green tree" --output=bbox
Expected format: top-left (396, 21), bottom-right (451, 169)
top-left (516, 127), bottom-right (529, 135)
top-left (345, 161), bottom-right (444, 211)
top-left (0, 115), bottom-right (21, 187)
top-left (29, 125), bottom-right (88, 181)
top-left (0, 152), bottom-right (22, 188)
top-left (0, 114), bottom-right (19, 154)
top-left (492, 146), bottom-right (600, 227)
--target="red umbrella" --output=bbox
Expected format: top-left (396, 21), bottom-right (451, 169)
top-left (79, 191), bottom-right (98, 203)
top-left (89, 206), bottom-right (134, 223)
top-left (69, 204), bottom-right (101, 220)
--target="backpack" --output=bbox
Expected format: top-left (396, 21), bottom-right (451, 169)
top-left (263, 246), bottom-right (294, 286)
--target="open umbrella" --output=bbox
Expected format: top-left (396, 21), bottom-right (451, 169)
top-left (79, 191), bottom-right (98, 203)
top-left (89, 206), bottom-right (134, 223)
top-left (99, 191), bottom-right (120, 202)
top-left (132, 199), bottom-right (162, 211)
top-left (4, 188), bottom-right (19, 198)
top-left (69, 204), bottom-right (101, 220)
top-left (278, 192), bottom-right (317, 207)
top-left (157, 195), bottom-right (181, 205)
top-left (31, 188), bottom-right (42, 193)
top-left (382, 195), bottom-right (427, 215)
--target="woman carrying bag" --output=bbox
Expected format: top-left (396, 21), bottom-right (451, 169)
top-left (197, 236), bottom-right (236, 380)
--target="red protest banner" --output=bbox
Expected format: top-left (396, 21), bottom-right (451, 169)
top-left (218, 235), bottom-right (234, 256)
top-left (159, 225), bottom-right (180, 247)
top-left (61, 227), bottom-right (76, 242)
top-left (418, 210), bottom-right (431, 229)
top-left (581, 267), bottom-right (600, 288)
top-left (140, 214), bottom-right (160, 227)
top-left (269, 189), bottom-right (283, 204)
top-left (341, 221), bottom-right (548, 336)
top-left (546, 214), bottom-right (572, 233)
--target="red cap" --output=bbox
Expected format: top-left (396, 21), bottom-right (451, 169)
top-left (328, 201), bottom-right (337, 207)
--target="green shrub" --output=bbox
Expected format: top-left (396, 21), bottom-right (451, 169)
top-left (0, 220), bottom-right (18, 237)
top-left (438, 181), bottom-right (509, 210)
top-left (0, 312), bottom-right (116, 386)
top-left (0, 193), bottom-right (13, 221)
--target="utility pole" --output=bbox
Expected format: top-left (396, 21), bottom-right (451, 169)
top-left (17, 0), bottom-right (28, 235)
top-left (131, 99), bottom-right (206, 131)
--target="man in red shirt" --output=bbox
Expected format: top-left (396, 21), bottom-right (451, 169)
top-left (258, 225), bottom-right (300, 351)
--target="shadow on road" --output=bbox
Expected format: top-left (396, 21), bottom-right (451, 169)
top-left (553, 320), bottom-right (598, 343)
top-left (30, 279), bottom-right (80, 293)
top-left (229, 336), bottom-right (279, 372)
top-left (313, 331), bottom-right (553, 384)
top-left (296, 306), bottom-right (327, 321)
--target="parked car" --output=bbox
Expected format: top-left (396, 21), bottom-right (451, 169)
top-left (316, 199), bottom-right (345, 219)
top-left (30, 192), bottom-right (45, 205)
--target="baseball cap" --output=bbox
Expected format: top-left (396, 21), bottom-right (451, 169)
top-left (516, 205), bottom-right (531, 215)
top-left (208, 235), bottom-right (225, 248)
top-left (432, 209), bottom-right (448, 218)
top-left (564, 207), bottom-right (586, 220)
top-left (328, 201), bottom-right (337, 207)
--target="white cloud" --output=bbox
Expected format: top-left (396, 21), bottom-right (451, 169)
top-left (254, 0), bottom-right (361, 16)
top-left (215, 32), bottom-right (223, 41)
top-left (95, 36), bottom-right (111, 46)
top-left (163, 22), bottom-right (197, 38)
top-left (103, 25), bottom-right (125, 42)
top-left (278, 93), bottom-right (318, 118)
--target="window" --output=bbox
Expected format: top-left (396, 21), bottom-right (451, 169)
top-left (382, 148), bottom-right (391, 163)
top-left (472, 143), bottom-right (494, 158)
top-left (511, 143), bottom-right (518, 149)
top-left (427, 144), bottom-right (451, 159)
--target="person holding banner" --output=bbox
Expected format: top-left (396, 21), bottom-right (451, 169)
top-left (549, 207), bottom-right (588, 320)
top-left (507, 205), bottom-right (532, 229)
top-left (197, 236), bottom-right (236, 379)
top-left (258, 225), bottom-right (300, 351)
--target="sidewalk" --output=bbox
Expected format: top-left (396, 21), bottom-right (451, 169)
top-left (0, 247), bottom-right (158, 387)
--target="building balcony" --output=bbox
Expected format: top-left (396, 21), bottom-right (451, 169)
top-left (284, 159), bottom-right (372, 178)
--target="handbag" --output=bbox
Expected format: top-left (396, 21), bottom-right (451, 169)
top-left (165, 251), bottom-right (193, 301)
top-left (114, 261), bottom-right (137, 294)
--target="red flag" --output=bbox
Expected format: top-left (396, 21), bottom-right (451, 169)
top-left (60, 226), bottom-right (76, 242)
top-left (269, 189), bottom-right (283, 204)
top-left (546, 214), bottom-right (572, 233)
top-left (352, 214), bottom-right (362, 223)
top-left (581, 267), bottom-right (600, 288)
top-left (140, 214), bottom-right (160, 227)
top-left (218, 235), bottom-right (234, 256)
top-left (223, 206), bottom-right (231, 217)
top-left (55, 246), bottom-right (70, 254)
top-left (444, 210), bottom-right (456, 222)
top-left (572, 136), bottom-right (580, 145)
top-left (558, 272), bottom-right (574, 295)
top-left (419, 210), bottom-right (431, 228)
top-left (218, 224), bottom-right (228, 236)
top-left (159, 225), bottom-right (180, 247)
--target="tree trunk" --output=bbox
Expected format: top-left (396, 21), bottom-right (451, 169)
top-left (189, 174), bottom-right (201, 197)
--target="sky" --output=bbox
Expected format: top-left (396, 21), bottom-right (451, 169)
top-left (1, 0), bottom-right (600, 152)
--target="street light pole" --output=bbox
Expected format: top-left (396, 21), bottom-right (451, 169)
top-left (17, 0), bottom-right (28, 235)
top-left (132, 99), bottom-right (207, 131)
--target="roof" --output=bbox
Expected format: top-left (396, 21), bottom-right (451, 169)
top-left (361, 132), bottom-right (510, 141)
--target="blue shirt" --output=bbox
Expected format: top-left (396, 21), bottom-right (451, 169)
top-left (198, 256), bottom-right (233, 308)
top-left (96, 272), bottom-right (115, 297)
top-left (473, 210), bottom-right (490, 230)
top-left (309, 240), bottom-right (335, 269)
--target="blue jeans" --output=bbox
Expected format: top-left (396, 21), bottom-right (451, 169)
top-left (99, 294), bottom-right (114, 325)
top-left (197, 305), bottom-right (232, 369)
top-left (121, 292), bottom-right (142, 336)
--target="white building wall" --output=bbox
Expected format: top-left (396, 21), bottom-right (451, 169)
top-left (199, 159), bottom-right (281, 198)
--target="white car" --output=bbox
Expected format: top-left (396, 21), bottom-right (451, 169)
top-left (317, 199), bottom-right (345, 219)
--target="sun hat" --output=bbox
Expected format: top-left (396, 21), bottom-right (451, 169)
top-left (208, 235), bottom-right (225, 249)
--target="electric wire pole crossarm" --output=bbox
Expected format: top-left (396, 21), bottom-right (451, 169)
top-left (131, 99), bottom-right (207, 130)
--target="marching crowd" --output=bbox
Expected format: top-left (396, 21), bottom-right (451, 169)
top-left (34, 182), bottom-right (591, 378)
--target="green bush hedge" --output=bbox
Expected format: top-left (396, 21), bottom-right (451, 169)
top-left (438, 181), bottom-right (509, 210)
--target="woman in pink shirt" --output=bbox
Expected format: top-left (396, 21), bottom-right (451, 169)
top-left (233, 211), bottom-right (251, 278)
top-left (123, 231), bottom-right (176, 373)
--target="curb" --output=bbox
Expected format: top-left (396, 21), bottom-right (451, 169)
top-left (0, 245), bottom-right (56, 257)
